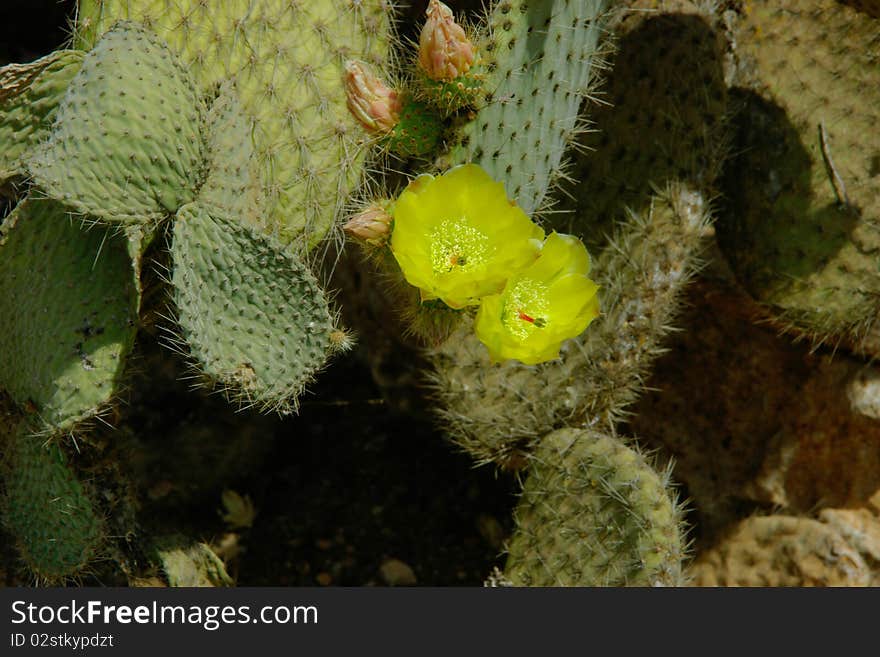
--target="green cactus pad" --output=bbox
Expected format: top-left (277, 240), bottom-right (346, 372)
top-left (716, 0), bottom-right (880, 345)
top-left (0, 197), bottom-right (140, 431)
top-left (504, 428), bottom-right (685, 586)
top-left (0, 50), bottom-right (84, 185)
top-left (448, 0), bottom-right (610, 215)
top-left (3, 425), bottom-right (104, 581)
top-left (170, 202), bottom-right (335, 414)
top-left (199, 82), bottom-right (264, 224)
top-left (28, 21), bottom-right (205, 224)
top-left (77, 0), bottom-right (392, 248)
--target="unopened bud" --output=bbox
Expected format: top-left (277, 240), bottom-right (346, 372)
top-left (344, 200), bottom-right (393, 246)
top-left (418, 0), bottom-right (476, 81)
top-left (344, 60), bottom-right (402, 134)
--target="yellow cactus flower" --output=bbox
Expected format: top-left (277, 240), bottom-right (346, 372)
top-left (475, 232), bottom-right (600, 365)
top-left (390, 164), bottom-right (545, 309)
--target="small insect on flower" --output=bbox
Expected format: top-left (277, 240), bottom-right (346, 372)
top-left (390, 164), bottom-right (545, 309)
top-left (475, 232), bottom-right (600, 365)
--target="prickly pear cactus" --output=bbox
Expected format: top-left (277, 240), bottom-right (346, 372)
top-left (171, 202), bottom-right (337, 413)
top-left (432, 3), bottom-right (724, 468)
top-left (76, 0), bottom-right (393, 247)
top-left (687, 513), bottom-right (875, 587)
top-left (28, 21), bottom-right (206, 224)
top-left (0, 2), bottom-right (387, 583)
top-left (716, 0), bottom-right (880, 348)
top-left (2, 422), bottom-right (104, 582)
top-left (504, 428), bottom-right (685, 587)
top-left (447, 0), bottom-right (610, 215)
top-left (0, 197), bottom-right (140, 432)
top-left (0, 50), bottom-right (84, 185)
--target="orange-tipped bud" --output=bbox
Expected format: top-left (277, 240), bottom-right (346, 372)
top-left (343, 60), bottom-right (402, 134)
top-left (418, 0), bottom-right (476, 81)
top-left (344, 200), bottom-right (394, 246)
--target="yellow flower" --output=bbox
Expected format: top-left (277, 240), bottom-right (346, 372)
top-left (475, 232), bottom-right (600, 365)
top-left (390, 164), bottom-right (545, 309)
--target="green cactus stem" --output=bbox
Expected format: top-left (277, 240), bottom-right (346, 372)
top-left (0, 197), bottom-right (140, 432)
top-left (504, 427), bottom-right (686, 586)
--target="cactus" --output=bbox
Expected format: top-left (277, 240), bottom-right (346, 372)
top-left (504, 427), bottom-right (685, 587)
top-left (2, 422), bottom-right (104, 582)
top-left (0, 50), bottom-right (84, 187)
top-left (687, 513), bottom-right (875, 587)
top-left (28, 21), bottom-right (206, 224)
top-left (75, 0), bottom-right (393, 247)
top-left (445, 0), bottom-right (611, 216)
top-left (0, 197), bottom-right (140, 432)
top-left (431, 5), bottom-right (725, 468)
top-left (5, 0), bottom-right (878, 589)
top-left (342, 2), bottom-right (716, 585)
top-left (716, 0), bottom-right (880, 349)
top-left (0, 2), bottom-right (390, 582)
top-left (170, 202), bottom-right (337, 413)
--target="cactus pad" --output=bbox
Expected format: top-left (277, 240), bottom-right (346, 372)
top-left (717, 0), bottom-right (880, 344)
top-left (504, 427), bottom-right (685, 586)
top-left (199, 82), bottom-right (264, 224)
top-left (28, 21), bottom-right (205, 224)
top-left (433, 185), bottom-right (713, 466)
top-left (77, 0), bottom-right (392, 247)
top-left (0, 197), bottom-right (140, 431)
top-left (449, 0), bottom-right (610, 215)
top-left (170, 202), bottom-right (335, 414)
top-left (3, 425), bottom-right (104, 581)
top-left (0, 50), bottom-right (84, 185)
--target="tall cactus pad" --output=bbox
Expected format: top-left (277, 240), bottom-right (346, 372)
top-left (2, 426), bottom-right (104, 581)
top-left (433, 185), bottom-right (712, 467)
top-left (171, 202), bottom-right (335, 414)
top-left (504, 428), bottom-right (685, 586)
top-left (0, 198), bottom-right (140, 431)
top-left (0, 50), bottom-right (84, 185)
top-left (77, 0), bottom-right (392, 247)
top-left (449, 0), bottom-right (610, 215)
top-left (28, 22), bottom-right (205, 224)
top-left (716, 0), bottom-right (880, 344)
top-left (199, 82), bottom-right (264, 223)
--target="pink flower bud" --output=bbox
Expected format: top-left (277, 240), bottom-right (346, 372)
top-left (343, 60), bottom-right (402, 134)
top-left (418, 0), bottom-right (476, 81)
top-left (344, 200), bottom-right (394, 246)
